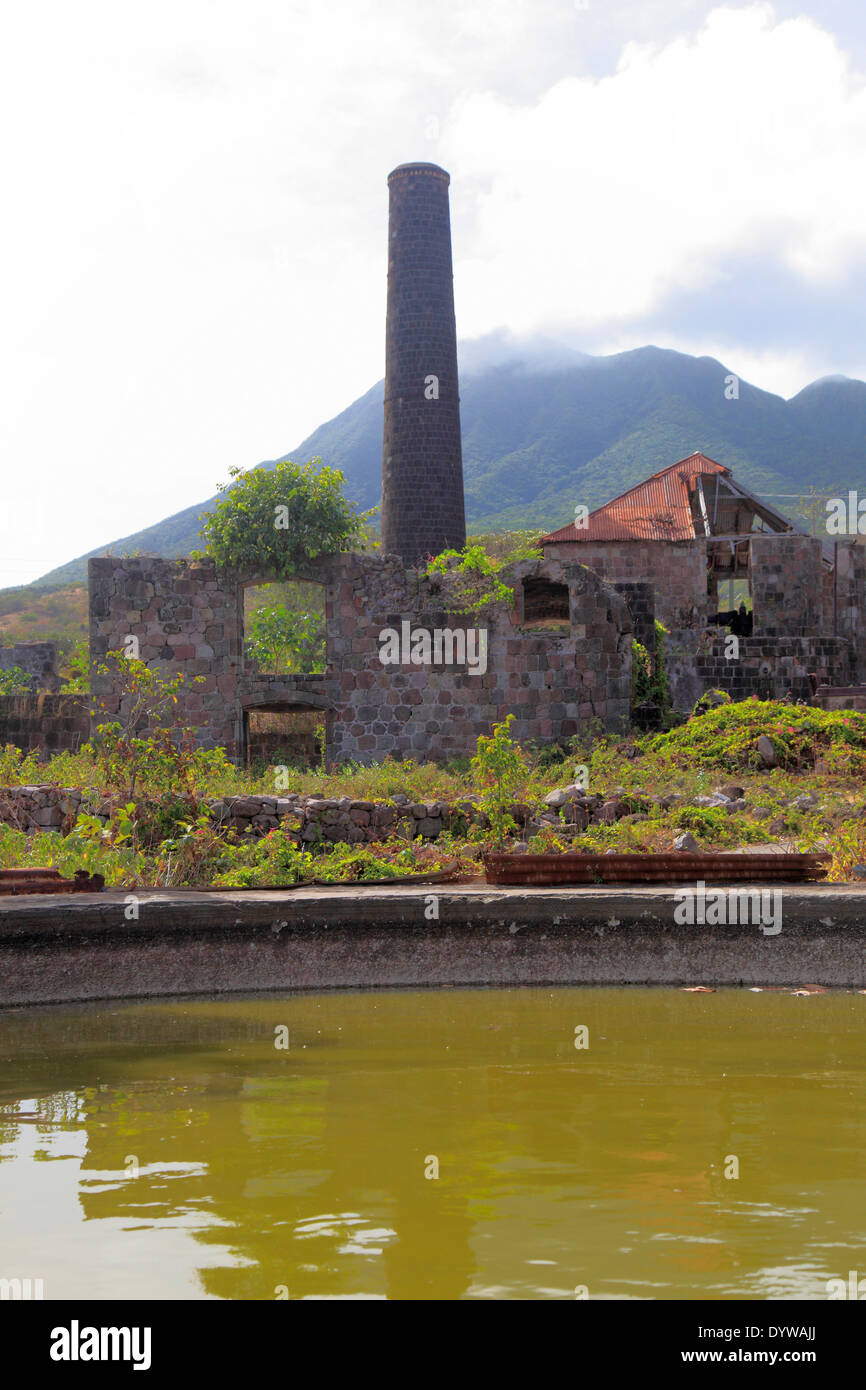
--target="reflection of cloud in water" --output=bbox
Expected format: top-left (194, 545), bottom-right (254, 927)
top-left (293, 1212), bottom-right (397, 1258)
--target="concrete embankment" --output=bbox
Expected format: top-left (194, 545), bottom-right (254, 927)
top-left (1, 882), bottom-right (866, 1005)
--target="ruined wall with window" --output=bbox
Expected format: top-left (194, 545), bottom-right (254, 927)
top-left (541, 539), bottom-right (709, 631)
top-left (88, 554), bottom-right (632, 765)
top-left (542, 530), bottom-right (866, 709)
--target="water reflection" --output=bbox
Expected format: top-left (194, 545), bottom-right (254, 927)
top-left (0, 988), bottom-right (864, 1300)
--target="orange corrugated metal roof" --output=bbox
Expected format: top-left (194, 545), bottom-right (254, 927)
top-left (540, 451), bottom-right (729, 543)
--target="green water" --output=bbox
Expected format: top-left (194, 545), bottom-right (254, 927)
top-left (0, 987), bottom-right (864, 1301)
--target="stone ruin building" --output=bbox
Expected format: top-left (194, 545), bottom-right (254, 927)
top-left (88, 551), bottom-right (633, 764)
top-left (3, 162), bottom-right (865, 764)
top-left (541, 452), bottom-right (866, 712)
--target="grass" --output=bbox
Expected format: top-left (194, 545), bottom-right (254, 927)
top-left (1, 700), bottom-right (865, 884)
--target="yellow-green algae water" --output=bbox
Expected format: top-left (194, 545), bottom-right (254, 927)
top-left (0, 987), bottom-right (864, 1301)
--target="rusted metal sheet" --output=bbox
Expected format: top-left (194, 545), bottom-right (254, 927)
top-left (483, 851), bottom-right (830, 886)
top-left (0, 868), bottom-right (106, 896)
top-left (541, 452), bottom-right (728, 544)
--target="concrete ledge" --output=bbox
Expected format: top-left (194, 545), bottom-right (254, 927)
top-left (2, 883), bottom-right (866, 1005)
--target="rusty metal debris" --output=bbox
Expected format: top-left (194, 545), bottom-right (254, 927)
top-left (483, 851), bottom-right (830, 886)
top-left (0, 868), bottom-right (105, 896)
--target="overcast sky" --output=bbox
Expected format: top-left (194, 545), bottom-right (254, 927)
top-left (2, 0), bottom-right (865, 589)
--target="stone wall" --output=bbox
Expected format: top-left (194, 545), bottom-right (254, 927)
top-left (0, 785), bottom-right (84, 832)
top-left (541, 533), bottom-right (866, 709)
top-left (0, 694), bottom-right (89, 757)
top-left (749, 535), bottom-right (824, 636)
top-left (612, 581), bottom-right (655, 650)
top-left (541, 539), bottom-right (709, 631)
top-left (90, 554), bottom-right (633, 765)
top-left (89, 557), bottom-right (245, 755)
top-left (0, 641), bottom-right (60, 692)
top-left (814, 685), bottom-right (866, 712)
top-left (834, 540), bottom-right (866, 684)
top-left (696, 635), bottom-right (848, 703)
top-left (0, 786), bottom-right (485, 843)
top-left (324, 554), bottom-right (632, 761)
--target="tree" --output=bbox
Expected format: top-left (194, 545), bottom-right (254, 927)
top-left (196, 457), bottom-right (374, 578)
top-left (471, 714), bottom-right (529, 849)
top-left (246, 601), bottom-right (326, 674)
top-left (93, 652), bottom-right (204, 799)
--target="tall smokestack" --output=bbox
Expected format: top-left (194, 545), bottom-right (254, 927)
top-left (381, 162), bottom-right (466, 565)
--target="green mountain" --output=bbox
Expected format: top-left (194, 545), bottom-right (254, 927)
top-left (27, 343), bottom-right (866, 589)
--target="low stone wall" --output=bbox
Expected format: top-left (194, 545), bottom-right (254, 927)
top-left (0, 784), bottom-right (645, 843)
top-left (0, 694), bottom-right (90, 758)
top-left (815, 685), bottom-right (866, 711)
top-left (0, 785), bottom-right (488, 842)
top-left (209, 793), bottom-right (467, 842)
top-left (0, 785), bottom-right (85, 832)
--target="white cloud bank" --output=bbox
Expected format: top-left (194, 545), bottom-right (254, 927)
top-left (445, 5), bottom-right (866, 341)
top-left (0, 2), bottom-right (864, 586)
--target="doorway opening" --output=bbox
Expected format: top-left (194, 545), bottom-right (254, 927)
top-left (243, 705), bottom-right (326, 770)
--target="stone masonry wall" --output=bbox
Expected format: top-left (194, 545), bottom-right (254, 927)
top-left (0, 786), bottom-right (485, 842)
top-left (90, 557), bottom-right (245, 756)
top-left (612, 582), bottom-right (655, 650)
top-left (90, 554), bottom-right (633, 765)
top-left (835, 540), bottom-right (866, 684)
top-left (696, 635), bottom-right (848, 703)
top-left (542, 533), bottom-right (866, 710)
top-left (749, 535), bottom-right (824, 637)
top-left (0, 694), bottom-right (89, 758)
top-left (319, 553), bottom-right (632, 760)
top-left (541, 539), bottom-right (709, 631)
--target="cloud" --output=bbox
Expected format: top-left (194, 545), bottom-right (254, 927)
top-left (1, 2), bottom-right (865, 587)
top-left (443, 6), bottom-right (866, 372)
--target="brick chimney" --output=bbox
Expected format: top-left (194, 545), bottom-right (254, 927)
top-left (380, 162), bottom-right (466, 565)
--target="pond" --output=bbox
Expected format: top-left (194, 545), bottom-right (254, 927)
top-left (0, 987), bottom-right (863, 1300)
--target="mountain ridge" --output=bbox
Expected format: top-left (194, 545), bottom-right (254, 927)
top-left (21, 341), bottom-right (866, 590)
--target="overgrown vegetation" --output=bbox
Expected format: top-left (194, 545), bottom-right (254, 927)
top-left (471, 713), bottom-right (529, 847)
top-left (426, 533), bottom-right (542, 616)
top-left (245, 595), bottom-right (326, 674)
top-left (59, 638), bottom-right (89, 693)
top-left (643, 699), bottom-right (866, 774)
top-left (632, 619), bottom-right (671, 711)
top-left (2, 699), bottom-right (865, 885)
top-left (195, 457), bottom-right (375, 578)
top-left (0, 666), bottom-right (31, 694)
